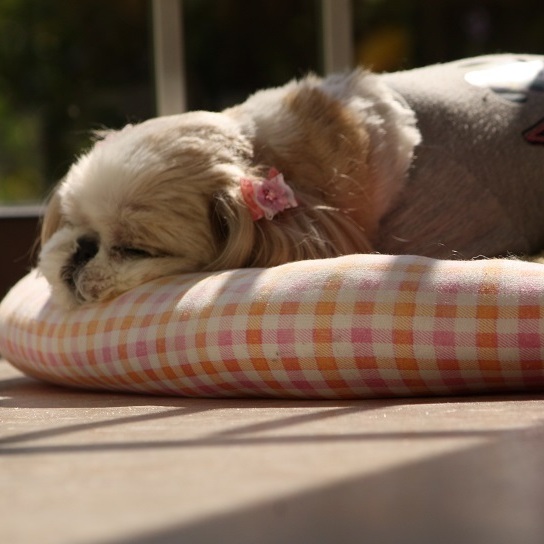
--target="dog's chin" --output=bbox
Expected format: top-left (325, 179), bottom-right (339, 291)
top-left (39, 254), bottom-right (121, 309)
top-left (40, 256), bottom-right (151, 309)
top-left (42, 274), bottom-right (104, 310)
top-left (63, 267), bottom-right (121, 308)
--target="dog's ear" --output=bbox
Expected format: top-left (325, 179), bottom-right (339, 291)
top-left (40, 184), bottom-right (64, 246)
top-left (209, 192), bottom-right (231, 247)
top-left (208, 177), bottom-right (374, 272)
top-left (208, 191), bottom-right (256, 271)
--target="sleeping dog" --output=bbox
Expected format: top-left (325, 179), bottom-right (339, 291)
top-left (39, 54), bottom-right (544, 307)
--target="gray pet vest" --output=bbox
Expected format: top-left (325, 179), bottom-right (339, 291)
top-left (376, 54), bottom-right (544, 259)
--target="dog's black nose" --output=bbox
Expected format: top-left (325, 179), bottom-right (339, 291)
top-left (73, 236), bottom-right (99, 266)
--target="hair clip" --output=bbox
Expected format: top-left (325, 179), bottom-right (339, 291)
top-left (240, 168), bottom-right (298, 221)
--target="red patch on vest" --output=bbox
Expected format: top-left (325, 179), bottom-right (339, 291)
top-left (524, 117), bottom-right (544, 145)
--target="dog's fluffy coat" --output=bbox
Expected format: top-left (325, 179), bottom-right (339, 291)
top-left (39, 70), bottom-right (419, 307)
top-left (40, 55), bottom-right (544, 308)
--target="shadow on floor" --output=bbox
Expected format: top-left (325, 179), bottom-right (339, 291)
top-left (3, 364), bottom-right (544, 543)
top-left (105, 421), bottom-right (544, 544)
top-left (2, 368), bottom-right (540, 455)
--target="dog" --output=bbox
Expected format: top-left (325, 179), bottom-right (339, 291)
top-left (39, 54), bottom-right (544, 308)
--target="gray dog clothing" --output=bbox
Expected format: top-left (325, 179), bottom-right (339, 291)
top-left (376, 54), bottom-right (544, 259)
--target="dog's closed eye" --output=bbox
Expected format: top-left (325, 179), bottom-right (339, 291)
top-left (113, 246), bottom-right (155, 259)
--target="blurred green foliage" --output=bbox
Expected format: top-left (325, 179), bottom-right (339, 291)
top-left (0, 0), bottom-right (153, 204)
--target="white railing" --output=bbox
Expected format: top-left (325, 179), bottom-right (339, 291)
top-left (321, 0), bottom-right (354, 74)
top-left (152, 0), bottom-right (187, 115)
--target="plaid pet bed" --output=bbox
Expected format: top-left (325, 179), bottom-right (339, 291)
top-left (1, 254), bottom-right (543, 398)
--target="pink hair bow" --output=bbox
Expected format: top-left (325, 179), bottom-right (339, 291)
top-left (240, 168), bottom-right (298, 221)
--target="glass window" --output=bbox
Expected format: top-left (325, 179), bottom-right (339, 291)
top-left (0, 0), bottom-right (154, 204)
top-left (353, 0), bottom-right (544, 72)
top-left (1, 0), bottom-right (543, 206)
top-left (182, 0), bottom-right (320, 111)
top-left (0, 0), bottom-right (322, 205)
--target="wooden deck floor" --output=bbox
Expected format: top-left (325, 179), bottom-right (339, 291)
top-left (2, 360), bottom-right (544, 544)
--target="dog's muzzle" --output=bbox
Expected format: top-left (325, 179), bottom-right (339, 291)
top-left (61, 235), bottom-right (99, 294)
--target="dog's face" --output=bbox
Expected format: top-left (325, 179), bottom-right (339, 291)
top-left (39, 111), bottom-right (255, 307)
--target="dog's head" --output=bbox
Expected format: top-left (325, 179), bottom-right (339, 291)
top-left (39, 111), bottom-right (265, 307)
top-left (39, 76), bottom-right (388, 308)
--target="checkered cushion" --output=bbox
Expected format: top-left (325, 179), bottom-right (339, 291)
top-left (1, 254), bottom-right (543, 398)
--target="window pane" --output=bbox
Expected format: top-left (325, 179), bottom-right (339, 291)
top-left (0, 0), bottom-right (154, 205)
top-left (183, 0), bottom-right (321, 111)
top-left (353, 0), bottom-right (544, 72)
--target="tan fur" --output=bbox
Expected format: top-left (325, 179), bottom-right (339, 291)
top-left (208, 81), bottom-right (377, 270)
top-left (39, 70), bottom-right (418, 307)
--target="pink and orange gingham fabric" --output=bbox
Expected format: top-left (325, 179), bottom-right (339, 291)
top-left (0, 254), bottom-right (543, 398)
